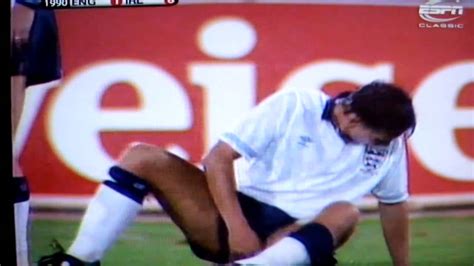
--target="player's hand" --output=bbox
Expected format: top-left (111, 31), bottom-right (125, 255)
top-left (227, 222), bottom-right (263, 260)
top-left (11, 3), bottom-right (35, 45)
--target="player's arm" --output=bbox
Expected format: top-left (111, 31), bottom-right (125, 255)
top-left (202, 141), bottom-right (263, 259)
top-left (379, 201), bottom-right (410, 266)
top-left (371, 139), bottom-right (411, 266)
top-left (205, 90), bottom-right (298, 259)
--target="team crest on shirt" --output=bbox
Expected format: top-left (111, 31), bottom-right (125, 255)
top-left (361, 145), bottom-right (389, 174)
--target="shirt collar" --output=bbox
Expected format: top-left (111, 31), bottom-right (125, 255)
top-left (321, 97), bottom-right (353, 143)
top-left (321, 98), bottom-right (335, 121)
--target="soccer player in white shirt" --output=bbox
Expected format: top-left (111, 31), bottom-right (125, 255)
top-left (39, 81), bottom-right (416, 266)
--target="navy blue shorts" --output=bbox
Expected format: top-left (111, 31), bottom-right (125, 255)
top-left (11, 9), bottom-right (62, 86)
top-left (189, 192), bottom-right (297, 263)
top-left (239, 193), bottom-right (337, 266)
top-left (238, 192), bottom-right (297, 241)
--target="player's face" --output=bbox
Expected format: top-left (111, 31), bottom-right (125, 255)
top-left (341, 124), bottom-right (391, 146)
top-left (336, 111), bottom-right (392, 146)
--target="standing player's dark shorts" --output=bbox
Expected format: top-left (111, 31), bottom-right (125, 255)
top-left (11, 7), bottom-right (62, 87)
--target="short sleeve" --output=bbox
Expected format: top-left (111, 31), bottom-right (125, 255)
top-left (371, 139), bottom-right (409, 204)
top-left (220, 90), bottom-right (298, 160)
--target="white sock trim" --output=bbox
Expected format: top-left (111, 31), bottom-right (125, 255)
top-left (15, 200), bottom-right (30, 266)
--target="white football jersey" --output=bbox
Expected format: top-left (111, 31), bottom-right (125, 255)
top-left (220, 88), bottom-right (409, 220)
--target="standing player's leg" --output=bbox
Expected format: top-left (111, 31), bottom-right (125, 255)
top-left (39, 143), bottom-right (230, 265)
top-left (11, 4), bottom-right (35, 266)
top-left (11, 6), bottom-right (63, 266)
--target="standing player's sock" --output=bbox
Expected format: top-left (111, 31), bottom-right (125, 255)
top-left (13, 176), bottom-right (31, 266)
top-left (67, 166), bottom-right (150, 263)
top-left (236, 237), bottom-right (310, 265)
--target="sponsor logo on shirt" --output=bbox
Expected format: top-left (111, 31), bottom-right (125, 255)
top-left (298, 135), bottom-right (313, 147)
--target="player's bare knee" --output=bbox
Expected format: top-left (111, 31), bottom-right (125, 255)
top-left (325, 201), bottom-right (360, 224)
top-left (314, 201), bottom-right (360, 244)
top-left (342, 202), bottom-right (360, 225)
top-left (344, 203), bottom-right (360, 226)
top-left (118, 142), bottom-right (165, 177)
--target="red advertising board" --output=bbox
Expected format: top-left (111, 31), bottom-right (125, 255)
top-left (18, 4), bottom-right (473, 203)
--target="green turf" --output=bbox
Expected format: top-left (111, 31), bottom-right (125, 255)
top-left (31, 216), bottom-right (474, 265)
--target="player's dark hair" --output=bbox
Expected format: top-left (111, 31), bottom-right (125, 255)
top-left (346, 81), bottom-right (416, 139)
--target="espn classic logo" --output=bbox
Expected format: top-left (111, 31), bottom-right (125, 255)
top-left (419, 0), bottom-right (464, 29)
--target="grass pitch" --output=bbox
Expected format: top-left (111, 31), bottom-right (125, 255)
top-left (31, 216), bottom-right (474, 265)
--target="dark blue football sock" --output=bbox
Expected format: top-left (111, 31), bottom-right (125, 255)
top-left (289, 223), bottom-right (337, 266)
top-left (13, 176), bottom-right (30, 203)
top-left (103, 166), bottom-right (150, 204)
